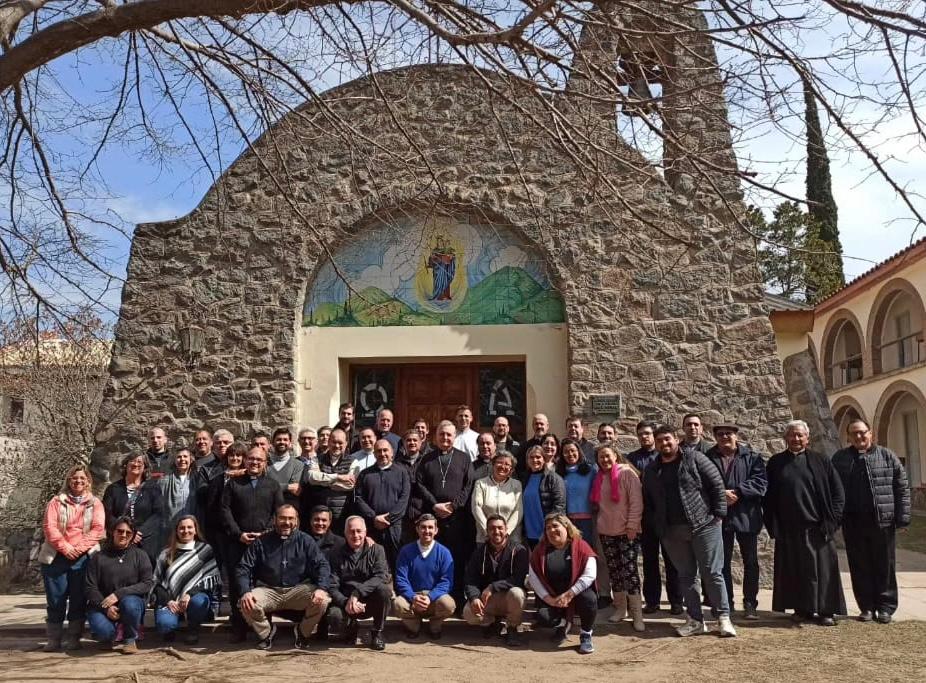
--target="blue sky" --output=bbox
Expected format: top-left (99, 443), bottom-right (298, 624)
top-left (33, 8), bottom-right (925, 319)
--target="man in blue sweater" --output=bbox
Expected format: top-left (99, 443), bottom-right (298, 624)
top-left (392, 514), bottom-right (455, 639)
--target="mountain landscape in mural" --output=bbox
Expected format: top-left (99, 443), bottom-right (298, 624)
top-left (303, 215), bottom-right (565, 327)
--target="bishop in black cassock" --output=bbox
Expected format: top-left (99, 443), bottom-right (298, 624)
top-left (415, 425), bottom-right (474, 610)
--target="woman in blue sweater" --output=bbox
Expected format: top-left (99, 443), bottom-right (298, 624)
top-left (556, 438), bottom-right (598, 540)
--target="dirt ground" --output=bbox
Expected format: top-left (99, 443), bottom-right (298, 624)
top-left (1, 618), bottom-right (925, 683)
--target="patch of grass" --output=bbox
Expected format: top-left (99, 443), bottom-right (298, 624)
top-left (897, 513), bottom-right (926, 554)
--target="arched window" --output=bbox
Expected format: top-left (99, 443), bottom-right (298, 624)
top-left (822, 316), bottom-right (864, 389)
top-left (870, 282), bottom-right (926, 374)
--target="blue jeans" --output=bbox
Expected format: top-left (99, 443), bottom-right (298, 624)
top-left (155, 593), bottom-right (212, 634)
top-left (661, 522), bottom-right (729, 621)
top-left (42, 553), bottom-right (90, 625)
top-left (87, 595), bottom-right (146, 643)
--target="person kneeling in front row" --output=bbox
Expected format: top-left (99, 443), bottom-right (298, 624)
top-left (529, 512), bottom-right (599, 655)
top-left (235, 504), bottom-right (331, 650)
top-left (393, 514), bottom-right (456, 639)
top-left (326, 516), bottom-right (392, 651)
top-left (85, 516), bottom-right (153, 653)
top-left (463, 514), bottom-right (528, 646)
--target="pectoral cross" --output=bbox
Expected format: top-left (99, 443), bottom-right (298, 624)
top-left (281, 559), bottom-right (289, 569)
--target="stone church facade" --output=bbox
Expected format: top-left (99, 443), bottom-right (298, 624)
top-left (92, 5), bottom-right (807, 477)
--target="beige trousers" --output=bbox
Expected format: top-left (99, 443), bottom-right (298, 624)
top-left (462, 586), bottom-right (526, 627)
top-left (392, 591), bottom-right (456, 633)
top-left (242, 584), bottom-right (331, 639)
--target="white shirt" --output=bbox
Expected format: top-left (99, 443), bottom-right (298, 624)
top-left (417, 541), bottom-right (435, 559)
top-left (454, 428), bottom-right (480, 461)
top-left (351, 449), bottom-right (377, 471)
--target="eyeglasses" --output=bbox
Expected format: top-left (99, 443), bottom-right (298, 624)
top-left (715, 431), bottom-right (736, 437)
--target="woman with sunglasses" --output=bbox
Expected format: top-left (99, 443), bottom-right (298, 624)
top-left (85, 516), bottom-right (154, 653)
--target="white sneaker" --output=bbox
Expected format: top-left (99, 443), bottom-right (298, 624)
top-left (718, 615), bottom-right (737, 638)
top-left (675, 618), bottom-right (708, 637)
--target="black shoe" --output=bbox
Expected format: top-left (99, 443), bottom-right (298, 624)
top-left (370, 630), bottom-right (385, 651)
top-left (161, 631), bottom-right (176, 643)
top-left (670, 604), bottom-right (684, 616)
top-left (876, 613), bottom-right (892, 624)
top-left (505, 629), bottom-right (524, 647)
top-left (255, 624), bottom-right (277, 650)
top-left (343, 619), bottom-right (360, 644)
top-left (818, 616), bottom-right (836, 627)
top-left (642, 604), bottom-right (659, 614)
top-left (183, 629), bottom-right (200, 645)
top-left (482, 620), bottom-right (503, 639)
top-left (791, 611), bottom-right (808, 623)
top-left (551, 625), bottom-right (567, 645)
top-left (294, 625), bottom-right (311, 650)
top-left (858, 610), bottom-right (874, 622)
top-left (310, 625), bottom-right (329, 642)
top-left (427, 623), bottom-right (443, 640)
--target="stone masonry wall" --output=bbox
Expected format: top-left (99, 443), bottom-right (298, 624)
top-left (92, 61), bottom-right (793, 481)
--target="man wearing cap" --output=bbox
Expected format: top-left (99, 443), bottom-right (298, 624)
top-left (705, 423), bottom-right (767, 620)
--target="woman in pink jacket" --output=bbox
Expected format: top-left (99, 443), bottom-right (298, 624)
top-left (39, 464), bottom-right (105, 651)
top-left (591, 444), bottom-right (644, 631)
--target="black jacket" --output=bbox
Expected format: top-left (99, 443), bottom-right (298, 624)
top-left (518, 469), bottom-right (566, 517)
top-left (396, 452), bottom-right (425, 522)
top-left (832, 444), bottom-right (911, 529)
top-left (764, 449), bottom-right (844, 540)
top-left (328, 542), bottom-right (390, 607)
top-left (463, 541), bottom-right (529, 601)
top-left (310, 531), bottom-right (346, 566)
top-left (220, 475), bottom-right (284, 539)
top-left (235, 529), bottom-right (330, 594)
top-left (354, 464), bottom-right (411, 526)
top-left (101, 478), bottom-right (164, 564)
top-left (705, 443), bottom-right (768, 533)
top-left (642, 449), bottom-right (726, 537)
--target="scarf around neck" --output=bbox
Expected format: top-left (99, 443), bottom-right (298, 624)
top-left (590, 465), bottom-right (621, 504)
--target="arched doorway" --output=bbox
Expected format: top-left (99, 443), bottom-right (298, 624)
top-left (831, 396), bottom-right (867, 447)
top-left (875, 381), bottom-right (926, 488)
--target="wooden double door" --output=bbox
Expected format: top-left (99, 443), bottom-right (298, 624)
top-left (350, 362), bottom-right (526, 440)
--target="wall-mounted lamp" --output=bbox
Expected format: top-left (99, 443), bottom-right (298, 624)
top-left (178, 325), bottom-right (204, 370)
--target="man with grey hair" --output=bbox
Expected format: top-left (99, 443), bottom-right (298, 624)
top-left (297, 428), bottom-right (320, 467)
top-left (764, 420), bottom-right (846, 626)
top-left (416, 420), bottom-right (474, 612)
top-left (325, 515), bottom-right (391, 650)
top-left (374, 408), bottom-right (402, 454)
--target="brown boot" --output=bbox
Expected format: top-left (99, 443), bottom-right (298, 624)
top-left (628, 594), bottom-right (645, 632)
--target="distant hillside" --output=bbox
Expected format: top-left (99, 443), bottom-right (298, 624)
top-left (447, 266), bottom-right (546, 324)
top-left (304, 268), bottom-right (564, 326)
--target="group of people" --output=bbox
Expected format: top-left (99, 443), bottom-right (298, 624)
top-left (39, 403), bottom-right (912, 656)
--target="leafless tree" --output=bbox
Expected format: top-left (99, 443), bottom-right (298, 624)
top-left (0, 0), bottom-right (924, 321)
top-left (0, 312), bottom-right (109, 532)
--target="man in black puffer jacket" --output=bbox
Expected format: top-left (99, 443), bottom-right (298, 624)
top-left (832, 418), bottom-right (911, 624)
top-left (643, 424), bottom-right (734, 638)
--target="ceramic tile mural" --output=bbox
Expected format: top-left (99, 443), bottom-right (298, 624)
top-left (303, 215), bottom-right (565, 326)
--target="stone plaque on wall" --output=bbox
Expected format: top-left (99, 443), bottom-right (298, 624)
top-left (589, 394), bottom-right (622, 418)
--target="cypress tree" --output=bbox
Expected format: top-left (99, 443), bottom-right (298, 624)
top-left (803, 75), bottom-right (845, 302)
